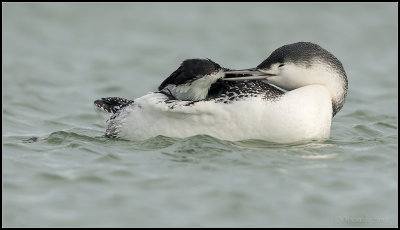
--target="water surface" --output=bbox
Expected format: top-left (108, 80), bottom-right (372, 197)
top-left (3, 3), bottom-right (398, 227)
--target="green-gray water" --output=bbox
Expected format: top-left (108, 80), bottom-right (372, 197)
top-left (3, 3), bottom-right (398, 227)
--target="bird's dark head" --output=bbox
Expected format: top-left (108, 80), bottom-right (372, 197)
top-left (158, 58), bottom-right (230, 101)
top-left (222, 42), bottom-right (348, 116)
top-left (181, 58), bottom-right (223, 77)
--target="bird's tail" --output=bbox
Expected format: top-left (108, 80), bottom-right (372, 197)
top-left (94, 97), bottom-right (134, 121)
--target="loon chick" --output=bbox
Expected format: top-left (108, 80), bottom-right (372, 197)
top-left (158, 58), bottom-right (231, 101)
top-left (94, 58), bottom-right (230, 121)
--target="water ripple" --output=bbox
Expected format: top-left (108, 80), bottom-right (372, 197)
top-left (45, 130), bottom-right (105, 144)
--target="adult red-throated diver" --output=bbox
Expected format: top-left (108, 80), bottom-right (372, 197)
top-left (94, 42), bottom-right (348, 143)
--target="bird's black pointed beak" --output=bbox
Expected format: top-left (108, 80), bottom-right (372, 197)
top-left (222, 68), bottom-right (276, 81)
